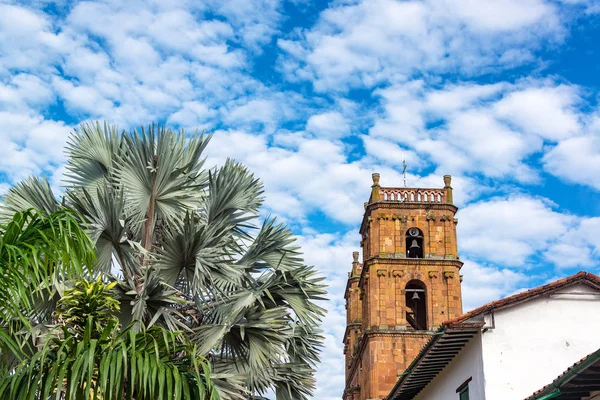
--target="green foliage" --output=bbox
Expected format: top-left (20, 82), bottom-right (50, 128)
top-left (1, 122), bottom-right (327, 399)
top-left (56, 278), bottom-right (120, 337)
top-left (0, 209), bottom-right (95, 319)
top-left (0, 278), bottom-right (216, 400)
top-left (0, 209), bottom-right (96, 366)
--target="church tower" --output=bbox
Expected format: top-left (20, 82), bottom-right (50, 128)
top-left (343, 174), bottom-right (463, 400)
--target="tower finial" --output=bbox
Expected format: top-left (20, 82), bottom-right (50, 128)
top-left (352, 251), bottom-right (359, 263)
top-left (443, 175), bottom-right (453, 204)
top-left (402, 160), bottom-right (407, 187)
top-left (444, 175), bottom-right (452, 188)
top-left (370, 173), bottom-right (381, 202)
top-left (372, 172), bottom-right (380, 186)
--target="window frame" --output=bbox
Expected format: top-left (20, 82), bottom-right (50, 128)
top-left (456, 377), bottom-right (472, 400)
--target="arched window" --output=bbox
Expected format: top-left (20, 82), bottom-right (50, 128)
top-left (406, 227), bottom-right (424, 258)
top-left (405, 280), bottom-right (427, 330)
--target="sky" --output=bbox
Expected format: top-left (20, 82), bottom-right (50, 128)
top-left (2, 0), bottom-right (600, 398)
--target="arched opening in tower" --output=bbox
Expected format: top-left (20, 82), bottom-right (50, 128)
top-left (405, 280), bottom-right (427, 330)
top-left (406, 227), bottom-right (424, 258)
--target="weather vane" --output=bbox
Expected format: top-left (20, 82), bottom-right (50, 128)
top-left (402, 160), bottom-right (407, 187)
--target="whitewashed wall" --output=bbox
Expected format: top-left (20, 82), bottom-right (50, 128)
top-left (482, 282), bottom-right (600, 400)
top-left (414, 332), bottom-right (485, 400)
top-left (408, 282), bottom-right (600, 400)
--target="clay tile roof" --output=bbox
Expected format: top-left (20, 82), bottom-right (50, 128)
top-left (443, 271), bottom-right (600, 325)
top-left (525, 347), bottom-right (600, 399)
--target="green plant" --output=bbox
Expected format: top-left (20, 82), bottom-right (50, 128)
top-left (1, 122), bottom-right (327, 399)
top-left (1, 278), bottom-right (216, 400)
top-left (0, 209), bottom-right (95, 366)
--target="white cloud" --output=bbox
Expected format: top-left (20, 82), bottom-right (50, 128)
top-left (458, 195), bottom-right (576, 265)
top-left (544, 216), bottom-right (600, 268)
top-left (167, 101), bottom-right (216, 128)
top-left (460, 260), bottom-right (529, 310)
top-left (0, 111), bottom-right (71, 181)
top-left (425, 82), bottom-right (507, 116)
top-left (0, 4), bottom-right (60, 72)
top-left (493, 84), bottom-right (582, 141)
top-left (362, 137), bottom-right (421, 168)
top-left (543, 242), bottom-right (593, 268)
top-left (278, 0), bottom-right (568, 91)
top-left (205, 0), bottom-right (283, 51)
top-left (543, 134), bottom-right (600, 190)
top-left (306, 111), bottom-right (350, 139)
top-left (366, 79), bottom-right (596, 186)
top-left (224, 99), bottom-right (278, 129)
top-left (438, 110), bottom-right (539, 181)
top-left (207, 129), bottom-right (373, 224)
top-left (0, 73), bottom-right (54, 111)
top-left (445, 0), bottom-right (557, 32)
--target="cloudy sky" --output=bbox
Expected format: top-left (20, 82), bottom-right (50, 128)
top-left (2, 0), bottom-right (600, 398)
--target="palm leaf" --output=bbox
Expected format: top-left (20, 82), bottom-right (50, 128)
top-left (64, 121), bottom-right (124, 192)
top-left (0, 176), bottom-right (59, 222)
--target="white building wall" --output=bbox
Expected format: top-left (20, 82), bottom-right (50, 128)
top-left (481, 283), bottom-right (600, 400)
top-left (414, 332), bottom-right (485, 400)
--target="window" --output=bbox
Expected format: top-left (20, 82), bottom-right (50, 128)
top-left (456, 377), bottom-right (472, 400)
top-left (405, 227), bottom-right (423, 258)
top-left (405, 280), bottom-right (427, 330)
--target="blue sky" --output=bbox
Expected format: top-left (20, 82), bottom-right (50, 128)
top-left (2, 0), bottom-right (600, 398)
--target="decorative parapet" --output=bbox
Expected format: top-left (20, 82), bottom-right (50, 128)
top-left (368, 173), bottom-right (453, 205)
top-left (379, 187), bottom-right (447, 204)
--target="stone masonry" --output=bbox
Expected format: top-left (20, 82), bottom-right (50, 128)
top-left (343, 174), bottom-right (464, 400)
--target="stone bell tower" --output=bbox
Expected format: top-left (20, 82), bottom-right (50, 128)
top-left (343, 174), bottom-right (463, 400)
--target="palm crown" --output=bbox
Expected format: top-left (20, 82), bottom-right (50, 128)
top-left (1, 122), bottom-right (327, 399)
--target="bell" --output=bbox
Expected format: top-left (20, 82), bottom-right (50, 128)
top-left (411, 292), bottom-right (420, 301)
top-left (409, 239), bottom-right (420, 249)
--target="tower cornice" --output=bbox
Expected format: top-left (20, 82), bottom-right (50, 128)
top-left (358, 258), bottom-right (463, 289)
top-left (360, 201), bottom-right (458, 234)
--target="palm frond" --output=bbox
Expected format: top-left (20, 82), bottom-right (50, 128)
top-left (155, 213), bottom-right (242, 295)
top-left (238, 217), bottom-right (304, 273)
top-left (0, 176), bottom-right (59, 222)
top-left (67, 185), bottom-right (140, 277)
top-left (203, 159), bottom-right (264, 235)
top-left (64, 121), bottom-right (123, 192)
top-left (114, 125), bottom-right (210, 250)
top-left (115, 269), bottom-right (187, 332)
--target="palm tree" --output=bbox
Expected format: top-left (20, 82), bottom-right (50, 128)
top-left (1, 122), bottom-right (327, 399)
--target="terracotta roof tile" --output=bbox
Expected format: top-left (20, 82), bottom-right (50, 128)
top-left (444, 271), bottom-right (600, 325)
